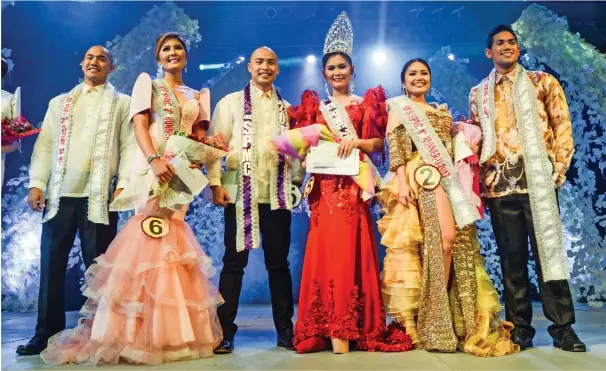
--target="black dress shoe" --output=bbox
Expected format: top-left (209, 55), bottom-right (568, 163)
top-left (277, 329), bottom-right (295, 350)
top-left (16, 335), bottom-right (48, 356)
top-left (553, 327), bottom-right (586, 352)
top-left (214, 338), bottom-right (234, 354)
top-left (511, 329), bottom-right (534, 351)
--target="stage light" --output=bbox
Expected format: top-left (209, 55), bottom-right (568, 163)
top-left (306, 54), bottom-right (317, 64)
top-left (373, 48), bottom-right (386, 65)
top-left (448, 53), bottom-right (455, 61)
top-left (198, 63), bottom-right (228, 70)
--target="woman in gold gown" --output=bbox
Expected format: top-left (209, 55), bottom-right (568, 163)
top-left (378, 58), bottom-right (519, 357)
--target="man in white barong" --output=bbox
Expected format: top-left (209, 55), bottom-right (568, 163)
top-left (17, 45), bottom-right (133, 356)
top-left (207, 46), bottom-right (304, 354)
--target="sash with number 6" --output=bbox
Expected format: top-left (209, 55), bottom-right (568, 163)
top-left (387, 95), bottom-right (480, 228)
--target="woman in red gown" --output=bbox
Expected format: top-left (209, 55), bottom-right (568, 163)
top-left (288, 11), bottom-right (413, 355)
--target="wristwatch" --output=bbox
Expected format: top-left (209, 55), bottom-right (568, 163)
top-left (147, 153), bottom-right (161, 164)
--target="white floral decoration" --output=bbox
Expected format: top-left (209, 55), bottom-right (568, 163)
top-left (1, 48), bottom-right (15, 75)
top-left (106, 1), bottom-right (202, 94)
top-left (513, 4), bottom-right (606, 307)
top-left (1, 1), bottom-right (15, 11)
top-left (428, 46), bottom-right (475, 119)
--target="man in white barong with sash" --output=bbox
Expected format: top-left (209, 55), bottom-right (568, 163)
top-left (207, 46), bottom-right (303, 354)
top-left (17, 46), bottom-right (133, 356)
top-left (469, 25), bottom-right (585, 352)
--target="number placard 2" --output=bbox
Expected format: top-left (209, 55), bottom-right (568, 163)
top-left (414, 164), bottom-right (442, 191)
top-left (141, 216), bottom-right (170, 239)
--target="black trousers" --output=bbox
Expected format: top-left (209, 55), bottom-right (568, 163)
top-left (217, 204), bottom-right (294, 340)
top-left (35, 197), bottom-right (118, 339)
top-left (485, 192), bottom-right (575, 338)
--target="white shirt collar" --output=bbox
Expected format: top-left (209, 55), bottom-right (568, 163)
top-left (250, 82), bottom-right (273, 99)
top-left (495, 65), bottom-right (518, 84)
top-left (82, 84), bottom-right (105, 94)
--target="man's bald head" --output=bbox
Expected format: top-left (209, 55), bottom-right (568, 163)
top-left (249, 46), bottom-right (277, 63)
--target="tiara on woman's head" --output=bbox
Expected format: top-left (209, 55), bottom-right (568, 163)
top-left (323, 11), bottom-right (354, 57)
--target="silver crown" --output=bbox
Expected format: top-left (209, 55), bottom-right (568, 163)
top-left (323, 11), bottom-right (354, 57)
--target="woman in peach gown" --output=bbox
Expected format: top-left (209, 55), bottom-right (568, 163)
top-left (41, 33), bottom-right (223, 365)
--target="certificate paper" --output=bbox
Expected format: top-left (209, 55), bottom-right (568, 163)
top-left (170, 156), bottom-right (209, 196)
top-left (306, 140), bottom-right (360, 176)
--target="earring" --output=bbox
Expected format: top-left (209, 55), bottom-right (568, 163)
top-left (349, 80), bottom-right (354, 93)
top-left (324, 80), bottom-right (331, 98)
top-left (185, 64), bottom-right (188, 73)
top-left (402, 86), bottom-right (409, 97)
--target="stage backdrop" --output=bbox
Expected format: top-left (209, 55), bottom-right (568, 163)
top-left (1, 2), bottom-right (604, 312)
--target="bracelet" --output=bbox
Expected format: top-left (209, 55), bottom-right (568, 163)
top-left (147, 153), bottom-right (161, 164)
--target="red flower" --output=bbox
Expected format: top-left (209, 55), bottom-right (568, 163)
top-left (199, 134), bottom-right (227, 151)
top-left (1, 115), bottom-right (41, 145)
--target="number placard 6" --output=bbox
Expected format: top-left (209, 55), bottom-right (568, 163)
top-left (414, 164), bottom-right (442, 191)
top-left (291, 184), bottom-right (302, 208)
top-left (141, 216), bottom-right (170, 239)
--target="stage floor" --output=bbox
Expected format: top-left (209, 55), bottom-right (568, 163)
top-left (2, 303), bottom-right (605, 370)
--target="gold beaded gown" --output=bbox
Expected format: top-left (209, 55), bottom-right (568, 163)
top-left (378, 100), bottom-right (519, 357)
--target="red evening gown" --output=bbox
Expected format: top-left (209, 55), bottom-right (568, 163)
top-left (288, 88), bottom-right (413, 353)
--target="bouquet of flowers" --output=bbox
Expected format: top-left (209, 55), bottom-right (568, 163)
top-left (269, 124), bottom-right (378, 196)
top-left (152, 98), bottom-right (228, 209)
top-left (111, 94), bottom-right (228, 212)
top-left (163, 97), bottom-right (227, 166)
top-left (269, 123), bottom-right (336, 158)
top-left (1, 115), bottom-right (41, 145)
top-left (164, 133), bottom-right (227, 168)
top-left (151, 132), bottom-right (226, 206)
top-left (452, 117), bottom-right (483, 217)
